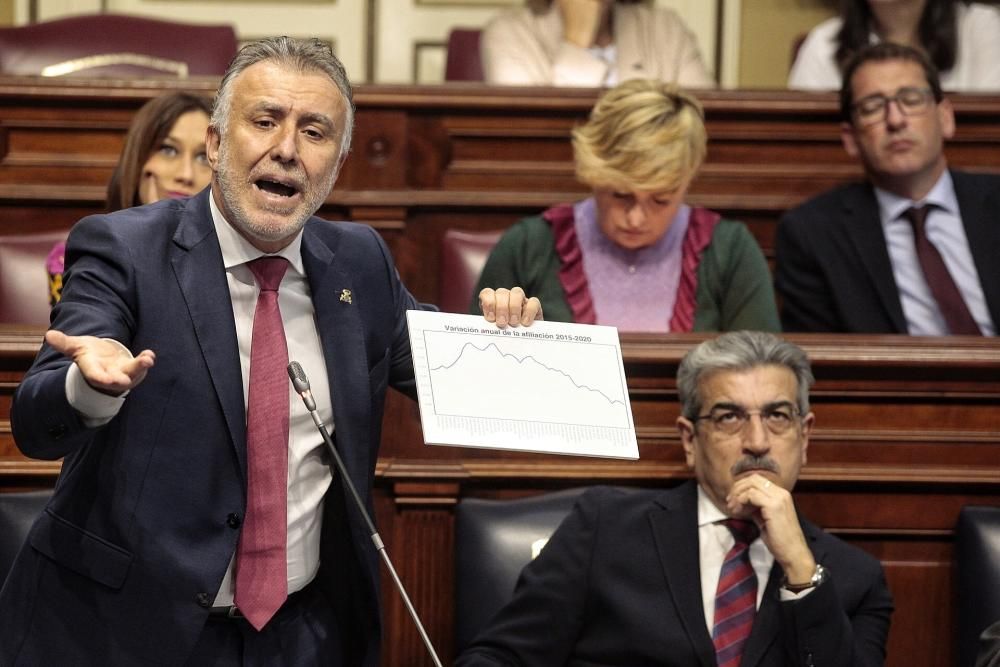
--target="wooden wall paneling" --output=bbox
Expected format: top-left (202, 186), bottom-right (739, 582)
top-left (0, 327), bottom-right (58, 485)
top-left (379, 481), bottom-right (459, 666)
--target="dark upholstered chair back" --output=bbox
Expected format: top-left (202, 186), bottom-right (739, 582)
top-left (0, 13), bottom-right (237, 78)
top-left (0, 231), bottom-right (67, 326)
top-left (453, 488), bottom-right (588, 651)
top-left (444, 28), bottom-right (484, 82)
top-left (0, 490), bottom-right (53, 587)
top-left (956, 505), bottom-right (1000, 667)
top-left (439, 228), bottom-right (501, 314)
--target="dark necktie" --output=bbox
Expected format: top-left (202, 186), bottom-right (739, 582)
top-left (235, 256), bottom-right (290, 630)
top-left (713, 519), bottom-right (760, 667)
top-left (903, 206), bottom-right (981, 335)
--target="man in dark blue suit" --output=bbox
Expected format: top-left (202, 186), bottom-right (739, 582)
top-left (776, 43), bottom-right (1000, 335)
top-left (0, 37), bottom-right (539, 666)
top-left (457, 331), bottom-right (893, 666)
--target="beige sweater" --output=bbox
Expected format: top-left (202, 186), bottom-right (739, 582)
top-left (481, 2), bottom-right (715, 87)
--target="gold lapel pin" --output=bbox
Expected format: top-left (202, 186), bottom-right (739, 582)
top-left (340, 289), bottom-right (353, 304)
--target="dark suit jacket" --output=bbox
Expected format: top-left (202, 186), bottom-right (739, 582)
top-left (0, 189), bottom-right (427, 666)
top-left (456, 482), bottom-right (893, 667)
top-left (774, 170), bottom-right (1000, 333)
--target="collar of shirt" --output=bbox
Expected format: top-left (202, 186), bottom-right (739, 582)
top-left (875, 168), bottom-right (958, 227)
top-left (209, 188), bottom-right (306, 276)
top-left (696, 483), bottom-right (731, 529)
top-left (587, 43), bottom-right (619, 86)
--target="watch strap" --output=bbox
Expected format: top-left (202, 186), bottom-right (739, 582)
top-left (783, 563), bottom-right (827, 593)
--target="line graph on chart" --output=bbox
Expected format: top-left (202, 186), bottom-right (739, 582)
top-left (406, 311), bottom-right (638, 459)
top-left (425, 335), bottom-right (630, 429)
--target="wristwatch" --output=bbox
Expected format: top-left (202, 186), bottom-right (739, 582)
top-left (783, 563), bottom-right (828, 593)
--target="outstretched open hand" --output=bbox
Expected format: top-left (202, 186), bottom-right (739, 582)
top-left (45, 329), bottom-right (156, 396)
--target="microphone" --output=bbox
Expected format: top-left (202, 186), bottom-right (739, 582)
top-left (287, 361), bottom-right (316, 411)
top-left (287, 361), bottom-right (443, 667)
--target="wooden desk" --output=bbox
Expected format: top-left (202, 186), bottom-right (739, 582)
top-left (3, 78), bottom-right (1000, 303)
top-left (2, 330), bottom-right (998, 666)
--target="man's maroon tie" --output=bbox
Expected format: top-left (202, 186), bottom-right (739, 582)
top-left (713, 519), bottom-right (760, 667)
top-left (903, 206), bottom-right (981, 335)
top-left (235, 256), bottom-right (290, 630)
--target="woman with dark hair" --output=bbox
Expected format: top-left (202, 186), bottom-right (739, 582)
top-left (481, 0), bottom-right (714, 87)
top-left (47, 92), bottom-right (212, 304)
top-left (789, 0), bottom-right (1000, 91)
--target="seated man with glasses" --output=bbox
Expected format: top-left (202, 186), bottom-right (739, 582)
top-left (775, 42), bottom-right (1000, 335)
top-left (457, 330), bottom-right (893, 667)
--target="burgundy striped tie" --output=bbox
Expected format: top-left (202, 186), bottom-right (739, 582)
top-left (713, 519), bottom-right (760, 667)
top-left (235, 256), bottom-right (290, 630)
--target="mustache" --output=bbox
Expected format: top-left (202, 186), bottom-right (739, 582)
top-left (731, 455), bottom-right (780, 477)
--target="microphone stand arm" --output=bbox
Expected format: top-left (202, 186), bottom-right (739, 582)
top-left (291, 365), bottom-right (443, 667)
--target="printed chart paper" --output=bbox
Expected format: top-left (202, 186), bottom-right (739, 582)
top-left (406, 310), bottom-right (638, 460)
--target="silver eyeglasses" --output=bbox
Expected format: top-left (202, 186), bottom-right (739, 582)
top-left (693, 403), bottom-right (801, 436)
top-left (852, 87), bottom-right (934, 126)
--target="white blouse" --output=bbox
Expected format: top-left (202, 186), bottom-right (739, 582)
top-left (788, 2), bottom-right (1000, 92)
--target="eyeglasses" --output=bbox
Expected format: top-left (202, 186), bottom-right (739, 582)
top-left (852, 87), bottom-right (934, 126)
top-left (692, 404), bottom-right (801, 437)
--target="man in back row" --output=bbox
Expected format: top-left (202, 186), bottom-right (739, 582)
top-left (458, 330), bottom-right (893, 666)
top-left (776, 43), bottom-right (1000, 335)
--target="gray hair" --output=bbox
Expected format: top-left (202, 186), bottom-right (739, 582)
top-left (211, 36), bottom-right (354, 155)
top-left (677, 331), bottom-right (814, 419)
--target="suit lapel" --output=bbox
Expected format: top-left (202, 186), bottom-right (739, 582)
top-left (170, 190), bottom-right (247, 476)
top-left (952, 171), bottom-right (1000, 327)
top-left (841, 185), bottom-right (908, 331)
top-left (301, 224), bottom-right (372, 493)
top-left (649, 482), bottom-right (717, 667)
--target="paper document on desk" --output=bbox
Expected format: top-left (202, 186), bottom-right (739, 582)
top-left (405, 310), bottom-right (638, 460)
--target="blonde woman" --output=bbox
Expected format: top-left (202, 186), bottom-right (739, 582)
top-left (472, 79), bottom-right (778, 332)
